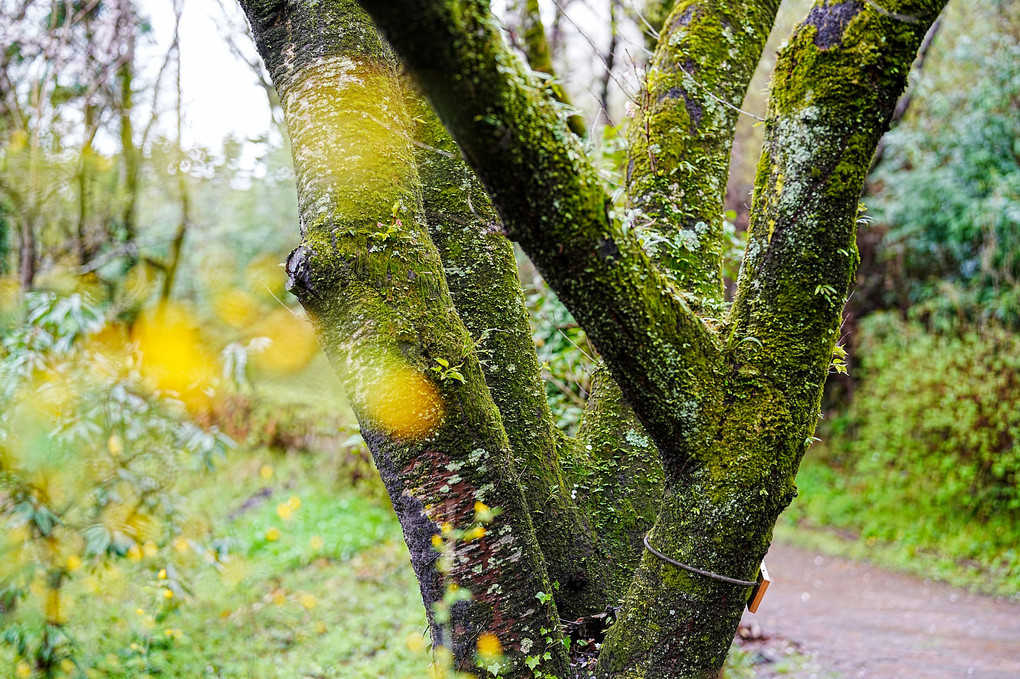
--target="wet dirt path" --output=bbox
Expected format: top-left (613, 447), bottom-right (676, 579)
top-left (738, 542), bottom-right (1020, 678)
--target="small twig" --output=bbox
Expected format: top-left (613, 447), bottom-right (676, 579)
top-left (552, 0), bottom-right (637, 103)
top-left (864, 0), bottom-right (924, 23)
top-left (674, 62), bottom-right (765, 123)
top-left (364, 113), bottom-right (456, 158)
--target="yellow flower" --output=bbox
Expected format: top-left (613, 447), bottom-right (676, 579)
top-left (299, 593), bottom-right (316, 609)
top-left (286, 495), bottom-right (301, 511)
top-left (127, 544), bottom-right (142, 562)
top-left (173, 537), bottom-right (189, 553)
top-left (265, 527), bottom-right (280, 542)
top-left (309, 535), bottom-right (324, 550)
top-left (314, 621), bottom-right (327, 634)
top-left (142, 541), bottom-right (158, 558)
top-left (108, 434), bottom-right (123, 455)
top-left (474, 501), bottom-right (494, 523)
top-left (162, 588), bottom-right (174, 600)
top-left (466, 526), bottom-right (486, 541)
top-left (430, 534), bottom-right (443, 549)
top-left (405, 631), bottom-right (425, 652)
top-left (275, 502), bottom-right (293, 521)
top-left (259, 464), bottom-right (274, 480)
top-left (157, 568), bottom-right (167, 580)
top-left (66, 554), bottom-right (82, 572)
top-left (441, 522), bottom-right (453, 535)
top-left (360, 358), bottom-right (445, 438)
top-left (16, 660), bottom-right (32, 678)
top-left (476, 632), bottom-right (502, 660)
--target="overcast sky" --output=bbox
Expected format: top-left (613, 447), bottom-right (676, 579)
top-left (137, 0), bottom-right (273, 154)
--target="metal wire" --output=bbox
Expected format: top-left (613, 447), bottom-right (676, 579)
top-left (643, 534), bottom-right (757, 588)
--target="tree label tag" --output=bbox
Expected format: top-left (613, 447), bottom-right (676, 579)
top-left (746, 562), bottom-right (770, 614)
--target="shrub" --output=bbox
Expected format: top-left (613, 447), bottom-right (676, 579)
top-left (843, 314), bottom-right (1020, 518)
top-left (0, 293), bottom-right (232, 674)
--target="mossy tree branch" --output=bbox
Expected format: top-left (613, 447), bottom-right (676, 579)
top-left (238, 2), bottom-right (570, 676)
top-left (731, 0), bottom-right (949, 419)
top-left (408, 95), bottom-right (615, 620)
top-left (627, 0), bottom-right (781, 306)
top-left (506, 0), bottom-right (588, 137)
top-left (593, 3), bottom-right (949, 676)
top-left (357, 0), bottom-right (725, 475)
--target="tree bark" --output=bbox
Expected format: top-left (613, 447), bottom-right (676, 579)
top-left (235, 0), bottom-right (951, 676)
top-left (238, 2), bottom-right (570, 676)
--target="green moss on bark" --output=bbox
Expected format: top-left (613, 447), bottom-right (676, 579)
top-left (239, 3), bottom-right (572, 676)
top-left (626, 0), bottom-right (781, 306)
top-left (409, 94), bottom-right (615, 620)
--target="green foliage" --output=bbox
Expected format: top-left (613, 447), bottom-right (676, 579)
top-left (790, 314), bottom-right (1020, 595)
top-left (0, 293), bottom-right (232, 674)
top-left (524, 280), bottom-right (593, 434)
top-left (847, 314), bottom-right (1020, 515)
top-left (870, 16), bottom-right (1020, 328)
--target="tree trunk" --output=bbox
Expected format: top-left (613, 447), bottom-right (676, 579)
top-left (235, 0), bottom-right (950, 676)
top-left (238, 3), bottom-right (571, 676)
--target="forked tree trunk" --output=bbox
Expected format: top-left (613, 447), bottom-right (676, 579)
top-left (236, 0), bottom-right (948, 677)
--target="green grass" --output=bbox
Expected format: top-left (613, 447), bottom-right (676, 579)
top-left (2, 450), bottom-right (433, 678)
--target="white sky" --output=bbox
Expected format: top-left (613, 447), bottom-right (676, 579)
top-left (137, 0), bottom-right (274, 154)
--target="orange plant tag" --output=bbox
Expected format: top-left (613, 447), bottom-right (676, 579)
top-left (746, 562), bottom-right (770, 614)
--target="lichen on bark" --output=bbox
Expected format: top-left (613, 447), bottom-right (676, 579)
top-left (238, 2), bottom-right (572, 676)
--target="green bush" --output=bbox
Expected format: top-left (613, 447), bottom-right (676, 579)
top-left (870, 11), bottom-right (1020, 328)
top-left (844, 314), bottom-right (1020, 516)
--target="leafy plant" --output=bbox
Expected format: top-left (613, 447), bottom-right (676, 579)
top-left (0, 293), bottom-right (232, 674)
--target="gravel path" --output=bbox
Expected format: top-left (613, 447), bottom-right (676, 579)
top-left (738, 542), bottom-right (1020, 679)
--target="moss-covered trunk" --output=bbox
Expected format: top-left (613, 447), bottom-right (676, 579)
top-left (238, 2), bottom-right (570, 676)
top-left (232, 0), bottom-right (952, 676)
top-left (409, 95), bottom-right (616, 620)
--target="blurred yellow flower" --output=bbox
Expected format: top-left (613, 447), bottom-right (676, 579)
top-left (309, 535), bottom-right (324, 550)
top-left (314, 621), bottom-right (327, 635)
top-left (476, 632), bottom-right (502, 660)
top-left (465, 526), bottom-right (486, 541)
top-left (66, 554), bottom-right (82, 572)
top-left (108, 434), bottom-right (124, 455)
top-left (299, 593), bottom-right (317, 609)
top-left (157, 568), bottom-right (167, 580)
top-left (276, 502), bottom-right (294, 521)
top-left (360, 358), bottom-right (445, 439)
top-left (173, 537), bottom-right (189, 553)
top-left (16, 661), bottom-right (31, 678)
top-left (430, 534), bottom-right (443, 549)
top-left (474, 501), bottom-right (494, 523)
top-left (265, 527), bottom-right (280, 542)
top-left (213, 289), bottom-right (262, 328)
top-left (133, 303), bottom-right (216, 410)
top-left (142, 541), bottom-right (158, 558)
top-left (259, 464), bottom-right (274, 480)
top-left (250, 307), bottom-right (318, 375)
top-left (127, 545), bottom-right (142, 562)
top-left (162, 588), bottom-right (174, 600)
top-left (405, 631), bottom-right (426, 653)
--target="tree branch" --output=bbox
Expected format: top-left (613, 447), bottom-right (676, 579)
top-left (506, 0), bottom-right (587, 137)
top-left (357, 0), bottom-right (724, 469)
top-left (626, 0), bottom-right (781, 306)
top-left (731, 0), bottom-right (949, 417)
top-left (238, 2), bottom-right (570, 674)
top-left (409, 93), bottom-right (616, 619)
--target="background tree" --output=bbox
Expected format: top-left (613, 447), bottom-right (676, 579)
top-left (236, 1), bottom-right (948, 678)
